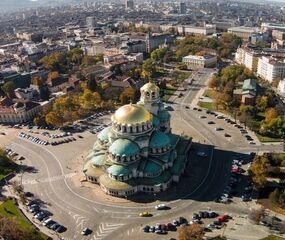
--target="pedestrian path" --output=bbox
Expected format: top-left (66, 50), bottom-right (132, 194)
top-left (92, 222), bottom-right (125, 240)
top-left (22, 173), bottom-right (76, 185)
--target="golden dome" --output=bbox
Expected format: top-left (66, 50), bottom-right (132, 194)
top-left (141, 82), bottom-right (160, 92)
top-left (112, 104), bottom-right (152, 125)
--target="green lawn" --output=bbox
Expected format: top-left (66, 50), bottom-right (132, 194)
top-left (203, 89), bottom-right (216, 99)
top-left (256, 133), bottom-right (283, 143)
top-left (198, 101), bottom-right (215, 110)
top-left (0, 154), bottom-right (17, 181)
top-left (0, 199), bottom-right (48, 239)
top-left (162, 86), bottom-right (177, 101)
top-left (260, 236), bottom-right (285, 240)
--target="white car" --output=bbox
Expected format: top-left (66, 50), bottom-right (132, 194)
top-left (43, 218), bottom-right (52, 226)
top-left (197, 152), bottom-right (207, 157)
top-left (155, 204), bottom-right (167, 210)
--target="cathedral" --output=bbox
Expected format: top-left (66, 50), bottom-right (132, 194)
top-left (83, 82), bottom-right (191, 197)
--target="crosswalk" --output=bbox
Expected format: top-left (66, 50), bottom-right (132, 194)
top-left (22, 172), bottom-right (76, 185)
top-left (92, 222), bottom-right (125, 240)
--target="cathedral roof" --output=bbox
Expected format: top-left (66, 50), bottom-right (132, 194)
top-left (112, 104), bottom-right (152, 125)
top-left (98, 126), bottom-right (111, 142)
top-left (107, 164), bottom-right (131, 176)
top-left (141, 82), bottom-right (160, 92)
top-left (109, 138), bottom-right (139, 157)
top-left (149, 131), bottom-right (170, 148)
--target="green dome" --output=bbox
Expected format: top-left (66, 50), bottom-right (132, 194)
top-left (158, 110), bottom-right (170, 121)
top-left (83, 160), bottom-right (104, 178)
top-left (98, 126), bottom-right (111, 142)
top-left (144, 161), bottom-right (162, 174)
top-left (152, 115), bottom-right (160, 127)
top-left (91, 154), bottom-right (107, 166)
top-left (107, 165), bottom-right (131, 176)
top-left (150, 131), bottom-right (170, 148)
top-left (109, 139), bottom-right (140, 157)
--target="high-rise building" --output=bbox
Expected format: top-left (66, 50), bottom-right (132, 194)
top-left (86, 16), bottom-right (96, 30)
top-left (125, 0), bottom-right (134, 10)
top-left (179, 2), bottom-right (186, 14)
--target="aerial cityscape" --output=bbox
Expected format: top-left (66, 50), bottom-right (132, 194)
top-left (0, 0), bottom-right (285, 240)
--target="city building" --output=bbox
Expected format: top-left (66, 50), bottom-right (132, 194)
top-left (235, 46), bottom-right (262, 72)
top-left (83, 82), bottom-right (191, 197)
top-left (278, 79), bottom-right (285, 94)
top-left (86, 16), bottom-right (96, 30)
top-left (228, 26), bottom-right (259, 40)
top-left (145, 33), bottom-right (174, 53)
top-left (0, 98), bottom-right (41, 124)
top-left (182, 55), bottom-right (217, 69)
top-left (257, 56), bottom-right (285, 83)
top-left (125, 0), bottom-right (134, 10)
top-left (179, 2), bottom-right (186, 14)
top-left (177, 25), bottom-right (216, 36)
top-left (234, 79), bottom-right (257, 106)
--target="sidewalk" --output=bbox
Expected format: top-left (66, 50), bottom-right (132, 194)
top-left (2, 181), bottom-right (60, 240)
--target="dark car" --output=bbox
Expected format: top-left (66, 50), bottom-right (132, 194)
top-left (55, 225), bottom-right (66, 233)
top-left (143, 225), bottom-right (150, 232)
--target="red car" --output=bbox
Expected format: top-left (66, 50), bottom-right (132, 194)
top-left (218, 214), bottom-right (229, 222)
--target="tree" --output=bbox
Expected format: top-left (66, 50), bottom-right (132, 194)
top-left (39, 52), bottom-right (68, 72)
top-left (265, 108), bottom-right (279, 123)
top-left (68, 48), bottom-right (84, 65)
top-left (47, 71), bottom-right (59, 82)
top-left (249, 155), bottom-right (270, 189)
top-left (79, 89), bottom-right (101, 110)
top-left (119, 88), bottom-right (136, 104)
top-left (141, 59), bottom-right (156, 79)
top-left (32, 76), bottom-right (42, 86)
top-left (208, 75), bottom-right (219, 89)
top-left (45, 111), bottom-right (63, 127)
top-left (255, 96), bottom-right (269, 112)
top-left (87, 74), bottom-right (98, 92)
top-left (248, 208), bottom-right (265, 224)
top-left (1, 81), bottom-right (15, 99)
top-left (178, 224), bottom-right (204, 240)
top-left (269, 188), bottom-right (280, 205)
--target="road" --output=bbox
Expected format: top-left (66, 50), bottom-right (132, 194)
top-left (4, 68), bottom-right (283, 240)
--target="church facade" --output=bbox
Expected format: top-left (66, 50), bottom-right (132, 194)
top-left (83, 82), bottom-right (191, 197)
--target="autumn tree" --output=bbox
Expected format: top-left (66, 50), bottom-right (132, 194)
top-left (265, 108), bottom-right (279, 123)
top-left (80, 89), bottom-right (101, 110)
top-left (39, 52), bottom-right (68, 72)
top-left (1, 81), bottom-right (15, 99)
top-left (208, 75), bottom-right (219, 89)
top-left (45, 111), bottom-right (63, 127)
top-left (68, 48), bottom-right (84, 65)
top-left (248, 208), bottom-right (265, 224)
top-left (178, 224), bottom-right (204, 240)
top-left (119, 87), bottom-right (136, 104)
top-left (249, 155), bottom-right (270, 189)
top-left (47, 71), bottom-right (59, 82)
top-left (255, 96), bottom-right (269, 112)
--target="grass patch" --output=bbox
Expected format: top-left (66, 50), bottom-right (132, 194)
top-left (256, 133), bottom-right (283, 143)
top-left (173, 71), bottom-right (192, 83)
top-left (0, 199), bottom-right (48, 239)
top-left (203, 89), bottom-right (216, 99)
top-left (0, 150), bottom-right (17, 181)
top-left (162, 85), bottom-right (177, 101)
top-left (260, 235), bottom-right (285, 240)
top-left (198, 101), bottom-right (215, 110)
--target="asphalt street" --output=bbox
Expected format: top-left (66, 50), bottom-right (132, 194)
top-left (5, 69), bottom-right (283, 240)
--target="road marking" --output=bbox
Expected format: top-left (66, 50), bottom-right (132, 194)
top-left (22, 173), bottom-right (76, 185)
top-left (93, 222), bottom-right (125, 240)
